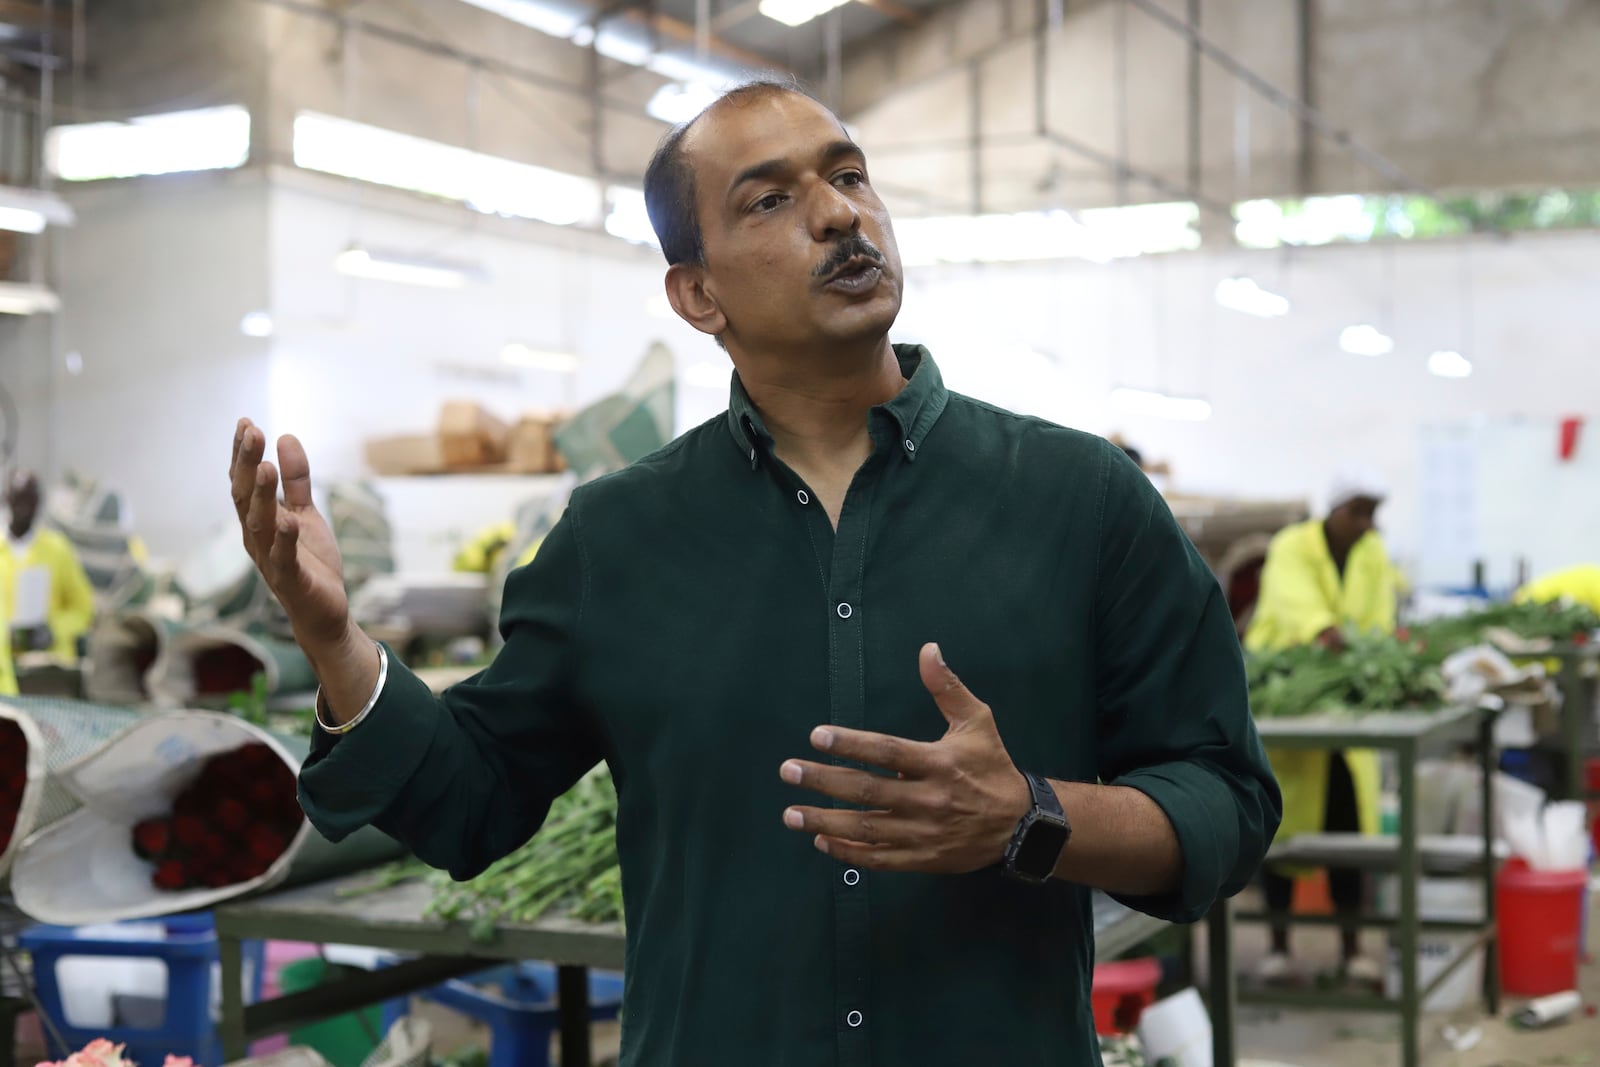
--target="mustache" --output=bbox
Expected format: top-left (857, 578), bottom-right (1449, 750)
top-left (813, 236), bottom-right (885, 279)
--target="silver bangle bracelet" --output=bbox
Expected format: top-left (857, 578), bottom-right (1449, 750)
top-left (313, 641), bottom-right (389, 735)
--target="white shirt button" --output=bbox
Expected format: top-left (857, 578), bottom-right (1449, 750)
top-left (904, 438), bottom-right (916, 453)
top-left (843, 868), bottom-right (860, 886)
top-left (846, 1010), bottom-right (863, 1028)
top-left (836, 602), bottom-right (853, 619)
top-left (796, 489), bottom-right (810, 505)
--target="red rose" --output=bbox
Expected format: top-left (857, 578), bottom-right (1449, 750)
top-left (133, 818), bottom-right (171, 859)
top-left (172, 815), bottom-right (207, 848)
top-left (246, 825), bottom-right (288, 866)
top-left (152, 860), bottom-right (188, 891)
top-left (216, 797), bottom-right (250, 834)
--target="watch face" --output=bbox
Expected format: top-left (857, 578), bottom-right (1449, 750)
top-left (1014, 816), bottom-right (1071, 877)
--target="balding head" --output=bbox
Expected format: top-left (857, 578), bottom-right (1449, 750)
top-left (644, 79), bottom-right (815, 267)
top-left (645, 79), bottom-right (903, 361)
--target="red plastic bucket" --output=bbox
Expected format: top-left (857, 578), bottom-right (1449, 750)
top-left (1497, 858), bottom-right (1588, 996)
top-left (1091, 957), bottom-right (1162, 1035)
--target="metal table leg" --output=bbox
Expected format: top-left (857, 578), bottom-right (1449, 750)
top-left (1207, 902), bottom-right (1235, 1067)
top-left (1561, 658), bottom-right (1585, 802)
top-left (558, 964), bottom-right (592, 1067)
top-left (219, 934), bottom-right (248, 1063)
top-left (1398, 741), bottom-right (1421, 1067)
top-left (1479, 712), bottom-right (1500, 1016)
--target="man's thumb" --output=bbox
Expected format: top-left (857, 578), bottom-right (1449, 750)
top-left (919, 642), bottom-right (983, 724)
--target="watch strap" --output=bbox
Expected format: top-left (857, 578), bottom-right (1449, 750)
top-left (1023, 770), bottom-right (1063, 818)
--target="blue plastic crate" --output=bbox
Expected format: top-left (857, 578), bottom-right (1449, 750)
top-left (20, 912), bottom-right (265, 1067)
top-left (381, 960), bottom-right (622, 1067)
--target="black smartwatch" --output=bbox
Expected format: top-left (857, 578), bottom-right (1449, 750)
top-left (1002, 771), bottom-right (1072, 884)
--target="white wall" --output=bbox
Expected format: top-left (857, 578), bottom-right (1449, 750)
top-left (45, 170), bottom-right (274, 559)
top-left (264, 167), bottom-right (721, 483)
top-left (890, 227), bottom-right (1600, 584)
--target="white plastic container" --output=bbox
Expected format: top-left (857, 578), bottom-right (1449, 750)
top-left (1136, 987), bottom-right (1212, 1067)
top-left (1376, 876), bottom-right (1485, 1012)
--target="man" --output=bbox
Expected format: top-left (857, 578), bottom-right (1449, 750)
top-left (2, 470), bottom-right (96, 666)
top-left (231, 81), bottom-right (1279, 1064)
top-left (1245, 464), bottom-right (1397, 984)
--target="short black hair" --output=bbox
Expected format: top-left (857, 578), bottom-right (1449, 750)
top-left (643, 78), bottom-right (815, 267)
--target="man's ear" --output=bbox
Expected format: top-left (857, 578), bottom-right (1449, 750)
top-left (665, 263), bottom-right (728, 339)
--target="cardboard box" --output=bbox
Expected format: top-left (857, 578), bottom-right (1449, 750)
top-left (364, 434), bottom-right (447, 475)
top-left (438, 401), bottom-right (509, 467)
top-left (506, 415), bottom-right (565, 473)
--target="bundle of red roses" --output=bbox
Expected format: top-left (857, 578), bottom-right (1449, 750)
top-left (131, 742), bottom-right (303, 891)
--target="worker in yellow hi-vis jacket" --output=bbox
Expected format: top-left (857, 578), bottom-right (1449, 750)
top-left (1515, 563), bottom-right (1600, 615)
top-left (2, 470), bottom-right (96, 667)
top-left (1246, 464), bottom-right (1399, 986)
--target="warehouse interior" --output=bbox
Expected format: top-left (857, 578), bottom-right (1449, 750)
top-left (0, 0), bottom-right (1596, 1064)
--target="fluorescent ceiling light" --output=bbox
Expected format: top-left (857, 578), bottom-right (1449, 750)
top-left (335, 247), bottom-right (475, 289)
top-left (1428, 350), bottom-right (1473, 379)
top-left (459, 0), bottom-right (752, 99)
top-left (647, 82), bottom-right (721, 125)
top-left (1339, 323), bottom-right (1394, 357)
top-left (239, 311), bottom-right (274, 338)
top-left (46, 105), bottom-right (250, 182)
top-left (295, 112), bottom-right (603, 228)
top-left (501, 344), bottom-right (580, 372)
top-left (684, 361), bottom-right (731, 389)
top-left (645, 294), bottom-right (676, 319)
top-left (0, 185), bottom-right (74, 234)
top-left (1109, 387), bottom-right (1212, 422)
top-left (604, 185), bottom-right (659, 248)
top-left (760, 0), bottom-right (852, 27)
top-left (1214, 276), bottom-right (1290, 318)
top-left (895, 204), bottom-right (1199, 267)
top-left (0, 282), bottom-right (60, 315)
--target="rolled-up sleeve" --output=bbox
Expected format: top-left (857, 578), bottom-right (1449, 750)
top-left (298, 506), bottom-right (603, 880)
top-left (1090, 446), bottom-right (1282, 923)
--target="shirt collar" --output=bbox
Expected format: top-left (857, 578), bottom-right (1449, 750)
top-left (725, 344), bottom-right (949, 469)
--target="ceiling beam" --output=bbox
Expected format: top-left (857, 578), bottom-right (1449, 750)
top-left (620, 7), bottom-right (779, 70)
top-left (857, 0), bottom-right (923, 28)
top-left (0, 0), bottom-right (71, 31)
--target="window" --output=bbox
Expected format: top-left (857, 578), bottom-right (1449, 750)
top-left (292, 112), bottom-right (603, 228)
top-left (46, 106), bottom-right (250, 182)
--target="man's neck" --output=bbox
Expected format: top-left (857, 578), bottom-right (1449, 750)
top-left (8, 520), bottom-right (30, 542)
top-left (736, 339), bottom-right (907, 473)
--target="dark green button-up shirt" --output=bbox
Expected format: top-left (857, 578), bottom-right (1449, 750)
top-left (301, 345), bottom-right (1280, 1067)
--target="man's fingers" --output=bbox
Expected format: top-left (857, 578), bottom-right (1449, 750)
top-left (809, 726), bottom-right (940, 776)
top-left (918, 642), bottom-right (989, 727)
top-left (268, 510), bottom-right (300, 578)
top-left (278, 434), bottom-right (315, 510)
top-left (243, 460), bottom-right (280, 558)
top-left (783, 806), bottom-right (911, 845)
top-left (781, 760), bottom-right (929, 810)
top-left (812, 836), bottom-right (920, 870)
top-left (230, 422), bottom-right (264, 522)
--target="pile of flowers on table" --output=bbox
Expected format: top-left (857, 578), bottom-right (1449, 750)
top-left (34, 1039), bottom-right (195, 1067)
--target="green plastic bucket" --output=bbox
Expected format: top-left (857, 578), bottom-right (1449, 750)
top-left (280, 957), bottom-right (382, 1067)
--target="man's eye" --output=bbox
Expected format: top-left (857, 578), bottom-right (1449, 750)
top-left (754, 194), bottom-right (786, 212)
top-left (836, 172), bottom-right (864, 187)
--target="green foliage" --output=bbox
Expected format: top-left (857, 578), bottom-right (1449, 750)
top-left (1245, 600), bottom-right (1600, 719)
top-left (225, 672), bottom-right (271, 726)
top-left (1246, 632), bottom-right (1446, 719)
top-left (343, 767), bottom-right (622, 941)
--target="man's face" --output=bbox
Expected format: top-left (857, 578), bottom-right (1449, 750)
top-left (6, 477), bottom-right (38, 532)
top-left (680, 92), bottom-right (903, 355)
top-left (1328, 496), bottom-right (1380, 548)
